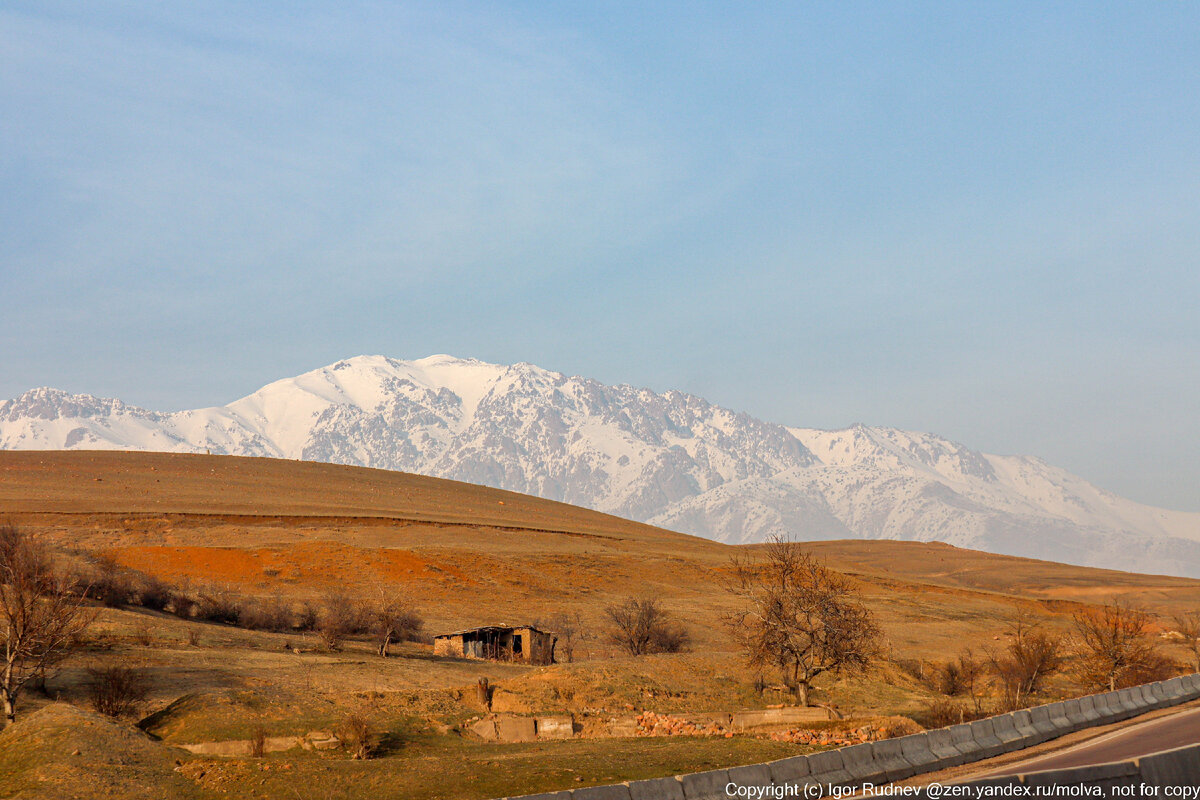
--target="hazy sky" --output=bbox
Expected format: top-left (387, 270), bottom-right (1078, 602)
top-left (2, 2), bottom-right (1197, 510)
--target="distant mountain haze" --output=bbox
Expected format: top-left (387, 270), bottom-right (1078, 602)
top-left (3, 354), bottom-right (1198, 576)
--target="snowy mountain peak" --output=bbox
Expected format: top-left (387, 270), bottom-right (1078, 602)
top-left (2, 355), bottom-right (1198, 577)
top-left (791, 424), bottom-right (997, 484)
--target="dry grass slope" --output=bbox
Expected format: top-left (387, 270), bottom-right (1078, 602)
top-left (2, 450), bottom-right (1198, 799)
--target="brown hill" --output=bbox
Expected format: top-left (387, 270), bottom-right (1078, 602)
top-left (2, 450), bottom-right (1197, 800)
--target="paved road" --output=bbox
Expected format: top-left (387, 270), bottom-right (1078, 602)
top-left (976, 706), bottom-right (1200, 777)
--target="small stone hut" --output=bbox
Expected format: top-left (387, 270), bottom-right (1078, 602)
top-left (433, 625), bottom-right (556, 665)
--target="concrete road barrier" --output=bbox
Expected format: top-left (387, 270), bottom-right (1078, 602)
top-left (626, 778), bottom-right (683, 800)
top-left (676, 769), bottom-right (729, 800)
top-left (1140, 743), bottom-right (1200, 785)
top-left (1075, 694), bottom-right (1100, 724)
top-left (1028, 705), bottom-right (1060, 740)
top-left (767, 755), bottom-right (812, 788)
top-left (1106, 690), bottom-right (1131, 719)
top-left (1045, 701), bottom-right (1074, 733)
top-left (948, 723), bottom-right (979, 759)
top-left (1061, 698), bottom-right (1088, 731)
top-left (870, 737), bottom-right (916, 782)
top-left (1108, 690), bottom-right (1137, 719)
top-left (926, 727), bottom-right (969, 768)
top-left (989, 713), bottom-right (1028, 749)
top-left (898, 732), bottom-right (941, 772)
top-left (805, 749), bottom-right (851, 787)
top-left (1095, 692), bottom-right (1124, 723)
top-left (1009, 709), bottom-right (1045, 744)
top-left (725, 763), bottom-right (772, 794)
top-left (1146, 682), bottom-right (1170, 710)
top-left (967, 717), bottom-right (1007, 758)
top-left (838, 742), bottom-right (882, 783)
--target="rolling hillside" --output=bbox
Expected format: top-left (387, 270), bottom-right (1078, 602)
top-left (3, 355), bottom-right (1197, 577)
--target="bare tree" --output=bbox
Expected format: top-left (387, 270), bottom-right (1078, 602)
top-left (1073, 600), bottom-right (1165, 692)
top-left (318, 592), bottom-right (369, 652)
top-left (604, 597), bottom-right (689, 656)
top-left (1172, 612), bottom-right (1200, 672)
top-left (986, 611), bottom-right (1064, 709)
top-left (545, 612), bottom-right (584, 663)
top-left (957, 648), bottom-right (985, 715)
top-left (0, 524), bottom-right (93, 726)
top-left (370, 593), bottom-right (423, 657)
top-left (723, 539), bottom-right (881, 706)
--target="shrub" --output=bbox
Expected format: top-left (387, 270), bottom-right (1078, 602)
top-left (915, 697), bottom-right (979, 728)
top-left (337, 713), bottom-right (375, 759)
top-left (135, 575), bottom-right (173, 611)
top-left (91, 557), bottom-right (136, 608)
top-left (295, 602), bottom-right (319, 632)
top-left (168, 590), bottom-right (197, 619)
top-left (318, 593), bottom-right (370, 651)
top-left (604, 597), bottom-right (691, 656)
top-left (648, 621), bottom-right (691, 654)
top-left (132, 623), bottom-right (152, 647)
top-left (194, 588), bottom-right (240, 624)
top-left (87, 665), bottom-right (148, 717)
top-left (236, 597), bottom-right (294, 632)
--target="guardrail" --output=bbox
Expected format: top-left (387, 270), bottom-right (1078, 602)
top-left (501, 674), bottom-right (1200, 800)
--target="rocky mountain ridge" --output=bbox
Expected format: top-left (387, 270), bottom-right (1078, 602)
top-left (3, 354), bottom-right (1197, 576)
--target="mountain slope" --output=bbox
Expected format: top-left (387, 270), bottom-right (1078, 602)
top-left (2, 354), bottom-right (1197, 576)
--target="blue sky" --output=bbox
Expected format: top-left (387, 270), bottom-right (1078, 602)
top-left (2, 2), bottom-right (1198, 510)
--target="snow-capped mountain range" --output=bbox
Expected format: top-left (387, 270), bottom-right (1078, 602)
top-left (3, 354), bottom-right (1198, 576)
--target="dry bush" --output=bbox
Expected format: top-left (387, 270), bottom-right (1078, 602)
top-left (1173, 612), bottom-right (1200, 673)
top-left (295, 601), bottom-right (319, 632)
top-left (194, 587), bottom-right (240, 624)
top-left (318, 593), bottom-right (370, 651)
top-left (604, 597), bottom-right (691, 657)
top-left (132, 623), bottom-right (152, 647)
top-left (236, 597), bottom-right (294, 632)
top-left (87, 665), bottom-right (149, 717)
top-left (91, 556), bottom-right (136, 608)
top-left (135, 575), bottom-right (173, 611)
top-left (1073, 600), bottom-right (1165, 692)
top-left (336, 713), bottom-right (375, 759)
top-left (370, 595), bottom-right (424, 657)
top-left (648, 620), bottom-right (691, 653)
top-left (913, 650), bottom-right (984, 704)
top-left (168, 591), bottom-right (197, 619)
top-left (987, 613), bottom-right (1064, 708)
top-left (917, 697), bottom-right (970, 728)
top-left (1125, 652), bottom-right (1178, 686)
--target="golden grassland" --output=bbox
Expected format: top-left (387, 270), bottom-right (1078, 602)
top-left (2, 450), bottom-right (1198, 799)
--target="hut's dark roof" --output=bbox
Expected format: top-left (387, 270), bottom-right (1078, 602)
top-left (434, 624), bottom-right (552, 638)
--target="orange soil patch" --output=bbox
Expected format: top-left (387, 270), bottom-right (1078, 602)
top-left (107, 541), bottom-right (476, 593)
